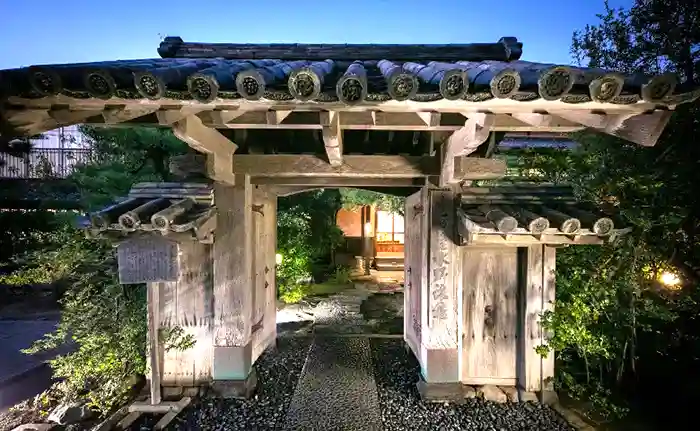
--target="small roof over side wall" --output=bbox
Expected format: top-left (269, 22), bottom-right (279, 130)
top-left (457, 184), bottom-right (628, 246)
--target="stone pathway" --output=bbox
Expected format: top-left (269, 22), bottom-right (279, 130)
top-left (277, 284), bottom-right (404, 337)
top-left (284, 336), bottom-right (381, 431)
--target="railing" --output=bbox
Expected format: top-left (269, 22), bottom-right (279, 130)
top-left (0, 148), bottom-right (95, 179)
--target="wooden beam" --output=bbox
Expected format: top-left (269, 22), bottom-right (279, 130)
top-left (48, 108), bottom-right (102, 124)
top-left (417, 111), bottom-right (441, 127)
top-left (102, 106), bottom-right (159, 124)
top-left (233, 154), bottom-right (504, 180)
top-left (233, 154), bottom-right (433, 177)
top-left (270, 186), bottom-right (324, 197)
top-left (510, 113), bottom-right (558, 128)
top-left (252, 176), bottom-right (427, 187)
top-left (554, 110), bottom-right (672, 147)
top-left (172, 115), bottom-right (237, 184)
top-left (440, 113), bottom-right (494, 187)
top-left (157, 107), bottom-right (204, 126)
top-left (320, 111), bottom-right (343, 167)
top-left (195, 110), bottom-right (584, 132)
top-left (197, 109), bottom-right (250, 126)
top-left (608, 110), bottom-right (672, 147)
top-left (266, 110), bottom-right (292, 125)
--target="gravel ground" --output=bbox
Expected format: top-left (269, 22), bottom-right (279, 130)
top-left (130, 337), bottom-right (312, 431)
top-left (370, 339), bottom-right (574, 431)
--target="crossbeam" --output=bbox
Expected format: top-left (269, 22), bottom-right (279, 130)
top-left (231, 154), bottom-right (505, 179)
top-left (252, 176), bottom-right (428, 187)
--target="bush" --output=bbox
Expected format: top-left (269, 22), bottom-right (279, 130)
top-left (0, 224), bottom-right (148, 413)
top-left (276, 190), bottom-right (344, 301)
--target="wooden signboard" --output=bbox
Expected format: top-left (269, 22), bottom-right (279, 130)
top-left (117, 236), bottom-right (180, 284)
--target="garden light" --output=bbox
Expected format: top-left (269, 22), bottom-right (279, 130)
top-left (659, 271), bottom-right (681, 287)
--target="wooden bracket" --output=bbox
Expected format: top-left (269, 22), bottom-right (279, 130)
top-left (172, 115), bottom-right (237, 185)
top-left (320, 110), bottom-right (343, 167)
top-left (440, 113), bottom-right (494, 187)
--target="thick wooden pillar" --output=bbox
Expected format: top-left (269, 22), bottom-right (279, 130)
top-left (404, 189), bottom-right (428, 357)
top-left (211, 176), bottom-right (257, 396)
top-left (422, 189), bottom-right (461, 382)
top-left (250, 186), bottom-right (278, 362)
top-left (405, 187), bottom-right (462, 384)
top-left (210, 178), bottom-right (277, 397)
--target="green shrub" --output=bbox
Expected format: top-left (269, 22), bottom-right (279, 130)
top-left (276, 190), bottom-right (344, 301)
top-left (279, 284), bottom-right (308, 304)
top-left (328, 265), bottom-right (353, 285)
top-left (0, 226), bottom-right (146, 413)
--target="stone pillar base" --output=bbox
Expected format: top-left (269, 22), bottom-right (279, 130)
top-left (210, 369), bottom-right (258, 399)
top-left (416, 378), bottom-right (471, 403)
top-left (417, 378), bottom-right (545, 404)
top-left (538, 389), bottom-right (559, 405)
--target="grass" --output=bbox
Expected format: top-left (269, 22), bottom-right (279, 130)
top-left (307, 282), bottom-right (352, 296)
top-left (279, 282), bottom-right (352, 304)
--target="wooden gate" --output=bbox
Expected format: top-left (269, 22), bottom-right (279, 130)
top-left (461, 247), bottom-right (518, 386)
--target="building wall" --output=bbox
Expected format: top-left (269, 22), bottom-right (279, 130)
top-left (336, 208), bottom-right (362, 237)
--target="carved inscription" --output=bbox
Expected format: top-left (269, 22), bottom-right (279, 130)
top-left (117, 237), bottom-right (180, 284)
top-left (430, 210), bottom-right (451, 324)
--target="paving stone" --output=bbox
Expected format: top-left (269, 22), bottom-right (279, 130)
top-left (462, 385), bottom-right (477, 399)
top-left (520, 390), bottom-right (540, 402)
top-left (284, 337), bottom-right (381, 431)
top-left (11, 425), bottom-right (56, 431)
top-left (477, 385), bottom-right (508, 403)
top-left (500, 385), bottom-right (519, 402)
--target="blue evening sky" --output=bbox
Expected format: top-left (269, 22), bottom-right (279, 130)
top-left (0, 0), bottom-right (632, 70)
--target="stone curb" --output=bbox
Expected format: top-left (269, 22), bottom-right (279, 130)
top-left (550, 402), bottom-right (598, 431)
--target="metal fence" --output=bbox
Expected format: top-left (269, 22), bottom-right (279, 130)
top-left (0, 148), bottom-right (95, 179)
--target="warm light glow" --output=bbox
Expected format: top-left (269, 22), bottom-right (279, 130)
top-left (363, 222), bottom-right (373, 236)
top-left (659, 271), bottom-right (681, 287)
top-left (275, 253), bottom-right (283, 265)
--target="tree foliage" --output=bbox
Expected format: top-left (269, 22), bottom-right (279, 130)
top-left (520, 0), bottom-right (700, 423)
top-left (72, 126), bottom-right (188, 209)
top-left (276, 189), bottom-right (344, 301)
top-left (339, 188), bottom-right (405, 215)
top-left (0, 127), bottom-right (190, 413)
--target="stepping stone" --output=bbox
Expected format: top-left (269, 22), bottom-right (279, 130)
top-left (284, 337), bottom-right (381, 430)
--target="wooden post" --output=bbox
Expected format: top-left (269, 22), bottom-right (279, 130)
top-left (517, 245), bottom-right (556, 395)
top-left (147, 283), bottom-right (162, 405)
top-left (361, 206), bottom-right (372, 275)
top-left (403, 188), bottom-right (428, 357)
top-left (211, 176), bottom-right (257, 398)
